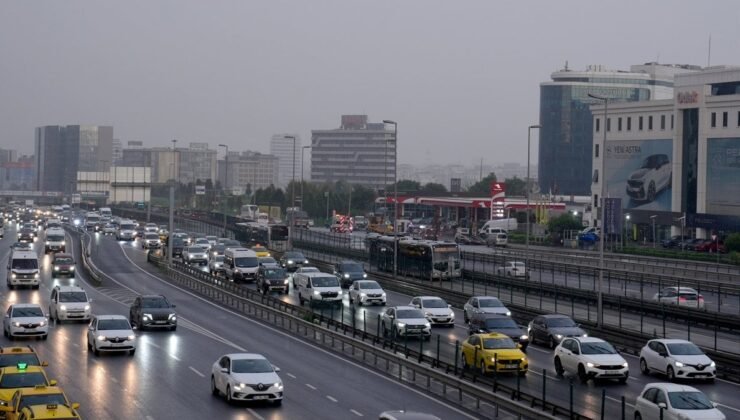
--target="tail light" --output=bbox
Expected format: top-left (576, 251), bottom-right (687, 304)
top-left (678, 297), bottom-right (687, 303)
top-left (698, 295), bottom-right (704, 301)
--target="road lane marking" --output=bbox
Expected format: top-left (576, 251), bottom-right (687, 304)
top-left (326, 395), bottom-right (338, 402)
top-left (286, 373), bottom-right (296, 379)
top-left (111, 377), bottom-right (118, 383)
top-left (716, 403), bottom-right (740, 414)
top-left (189, 366), bottom-right (205, 377)
top-left (527, 346), bottom-right (551, 354)
top-left (350, 409), bottom-right (364, 417)
top-left (147, 341), bottom-right (161, 349)
top-left (527, 369), bottom-right (561, 382)
top-left (305, 383), bottom-right (317, 390)
top-left (606, 396), bottom-right (634, 408)
top-left (169, 353), bottom-right (181, 361)
top-left (246, 408), bottom-right (265, 420)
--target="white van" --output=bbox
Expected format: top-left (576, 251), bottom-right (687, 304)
top-left (223, 248), bottom-right (259, 283)
top-left (49, 285), bottom-right (92, 322)
top-left (479, 218), bottom-right (518, 234)
top-left (483, 228), bottom-right (508, 247)
top-left (7, 250), bottom-right (40, 289)
top-left (99, 207), bottom-right (112, 218)
top-left (294, 272), bottom-right (343, 306)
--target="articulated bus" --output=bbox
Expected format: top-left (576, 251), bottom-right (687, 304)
top-left (368, 236), bottom-right (461, 280)
top-left (234, 222), bottom-right (289, 251)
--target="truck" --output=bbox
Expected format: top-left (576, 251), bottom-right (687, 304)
top-left (367, 214), bottom-right (393, 234)
top-left (479, 218), bottom-right (518, 235)
top-left (286, 208), bottom-right (309, 229)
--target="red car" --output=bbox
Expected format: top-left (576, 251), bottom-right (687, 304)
top-left (694, 239), bottom-right (726, 253)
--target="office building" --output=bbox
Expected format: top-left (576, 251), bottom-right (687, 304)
top-left (270, 134), bottom-right (302, 188)
top-left (177, 143), bottom-right (217, 185)
top-left (112, 139), bottom-right (123, 165)
top-left (591, 65), bottom-right (740, 239)
top-left (311, 115), bottom-right (395, 188)
top-left (540, 63), bottom-right (699, 196)
top-left (0, 155), bottom-right (34, 190)
top-left (121, 143), bottom-right (216, 184)
top-left (218, 151), bottom-right (278, 194)
top-left (34, 125), bottom-right (113, 193)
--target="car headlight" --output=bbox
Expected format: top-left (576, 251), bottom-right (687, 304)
top-left (168, 314), bottom-right (177, 321)
top-left (506, 311), bottom-right (512, 316)
top-left (363, 273), bottom-right (367, 278)
top-left (287, 260), bottom-right (294, 264)
top-left (360, 293), bottom-right (367, 297)
top-left (520, 334), bottom-right (529, 340)
top-left (425, 312), bottom-right (433, 317)
top-left (313, 291), bottom-right (320, 295)
top-left (127, 334), bottom-right (136, 340)
top-left (343, 274), bottom-right (350, 278)
top-left (275, 382), bottom-right (283, 390)
top-left (54, 266), bottom-right (59, 271)
top-left (61, 241), bottom-right (65, 245)
top-left (283, 279), bottom-right (289, 284)
top-left (381, 292), bottom-right (387, 297)
top-left (424, 322), bottom-right (431, 328)
top-left (143, 314), bottom-right (152, 320)
top-left (586, 362), bottom-right (595, 368)
top-left (555, 334), bottom-right (563, 339)
top-left (11, 273), bottom-right (16, 279)
top-left (304, 259), bottom-right (309, 264)
top-left (675, 361), bottom-right (684, 367)
top-left (84, 305), bottom-right (90, 311)
top-left (12, 322), bottom-right (20, 327)
top-left (39, 320), bottom-right (46, 327)
top-left (34, 274), bottom-right (39, 279)
top-left (70, 266), bottom-right (74, 270)
top-left (450, 312), bottom-right (455, 318)
top-left (622, 362), bottom-right (629, 368)
top-left (97, 335), bottom-right (107, 341)
top-left (45, 241), bottom-right (50, 245)
top-left (59, 305), bottom-right (67, 311)
top-left (397, 322), bottom-right (406, 328)
top-left (234, 383), bottom-right (245, 391)
top-left (337, 290), bottom-right (342, 295)
top-left (710, 361), bottom-right (716, 367)
top-left (582, 333), bottom-right (588, 338)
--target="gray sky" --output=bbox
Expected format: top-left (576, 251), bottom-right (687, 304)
top-left (1, 1), bottom-right (738, 166)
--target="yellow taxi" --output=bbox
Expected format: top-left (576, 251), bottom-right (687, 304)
top-left (13, 403), bottom-right (80, 420)
top-left (0, 348), bottom-right (47, 369)
top-left (0, 364), bottom-right (56, 403)
top-left (461, 333), bottom-right (528, 376)
top-left (0, 386), bottom-right (79, 420)
top-left (251, 245), bottom-right (270, 258)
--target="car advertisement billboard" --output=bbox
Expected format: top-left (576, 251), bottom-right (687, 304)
top-left (604, 139), bottom-right (673, 211)
top-left (707, 137), bottom-right (740, 215)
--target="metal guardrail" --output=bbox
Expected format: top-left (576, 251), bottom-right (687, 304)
top-left (65, 227), bottom-right (102, 285)
top-left (143, 254), bottom-right (577, 419)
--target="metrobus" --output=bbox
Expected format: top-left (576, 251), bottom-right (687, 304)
top-left (234, 222), bottom-right (289, 250)
top-left (368, 236), bottom-right (461, 280)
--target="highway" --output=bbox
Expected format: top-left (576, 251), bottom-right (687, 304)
top-left (0, 222), bottom-right (476, 420)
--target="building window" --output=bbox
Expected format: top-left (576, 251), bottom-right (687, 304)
top-left (594, 194), bottom-right (599, 207)
top-left (723, 111), bottom-right (728, 127)
top-left (595, 144), bottom-right (599, 158)
top-left (592, 169), bottom-right (599, 183)
top-left (607, 118), bottom-right (611, 132)
top-left (738, 111), bottom-right (740, 126)
top-left (595, 118), bottom-right (600, 132)
top-left (648, 115), bottom-right (653, 130)
top-left (639, 116), bottom-right (644, 130)
top-left (618, 117), bottom-right (622, 131)
top-left (627, 117), bottom-right (632, 131)
top-left (711, 112), bottom-right (717, 127)
top-left (661, 115), bottom-right (666, 130)
top-left (671, 114), bottom-right (674, 129)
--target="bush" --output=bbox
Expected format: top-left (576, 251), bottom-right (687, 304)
top-left (725, 233), bottom-right (740, 253)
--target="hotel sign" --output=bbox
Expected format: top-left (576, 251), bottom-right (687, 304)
top-left (677, 91), bottom-right (698, 104)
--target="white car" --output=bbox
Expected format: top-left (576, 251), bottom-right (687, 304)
top-left (210, 353), bottom-right (283, 405)
top-left (102, 223), bottom-right (117, 235)
top-left (49, 285), bottom-right (91, 322)
top-left (348, 280), bottom-right (386, 306)
top-left (142, 233), bottom-right (161, 249)
top-left (209, 255), bottom-right (225, 275)
top-left (183, 246), bottom-right (209, 265)
top-left (634, 383), bottom-right (725, 420)
top-left (86, 315), bottom-right (136, 356)
top-left (639, 339), bottom-right (715, 381)
top-left (292, 266), bottom-right (320, 287)
top-left (410, 296), bottom-right (455, 327)
top-left (626, 153), bottom-right (671, 203)
top-left (652, 287), bottom-right (705, 309)
top-left (553, 337), bottom-right (628, 383)
top-left (463, 296), bottom-right (511, 322)
top-left (495, 261), bottom-right (528, 278)
top-left (205, 236), bottom-right (218, 247)
top-left (194, 237), bottom-right (211, 251)
top-left (380, 306), bottom-right (431, 340)
top-left (3, 304), bottom-right (48, 340)
top-left (144, 223), bottom-right (159, 233)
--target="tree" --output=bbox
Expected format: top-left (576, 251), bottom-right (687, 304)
top-left (726, 233), bottom-right (740, 253)
top-left (504, 176), bottom-right (526, 197)
top-left (547, 214), bottom-right (583, 235)
top-left (467, 172), bottom-right (497, 195)
top-left (394, 179), bottom-right (421, 192)
top-left (420, 182), bottom-right (447, 194)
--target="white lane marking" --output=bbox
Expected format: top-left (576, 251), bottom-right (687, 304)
top-left (145, 416), bottom-right (154, 420)
top-left (716, 403), bottom-right (740, 414)
top-left (246, 408), bottom-right (266, 420)
top-left (525, 346), bottom-right (551, 354)
top-left (111, 377), bottom-right (118, 383)
top-left (117, 243), bottom-right (479, 419)
top-left (350, 409), bottom-right (364, 417)
top-left (147, 342), bottom-right (161, 349)
top-left (286, 373), bottom-right (296, 379)
top-left (305, 383), bottom-right (317, 390)
top-left (606, 395), bottom-right (635, 408)
top-left (189, 366), bottom-right (205, 377)
top-left (527, 369), bottom-right (561, 382)
top-left (326, 395), bottom-right (338, 403)
top-left (169, 353), bottom-right (181, 361)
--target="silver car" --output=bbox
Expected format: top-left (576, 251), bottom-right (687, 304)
top-left (463, 296), bottom-right (511, 323)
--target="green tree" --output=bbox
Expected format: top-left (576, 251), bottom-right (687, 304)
top-left (504, 176), bottom-right (526, 197)
top-left (547, 214), bottom-right (583, 235)
top-left (420, 182), bottom-right (447, 194)
top-left (467, 172), bottom-right (497, 195)
top-left (394, 179), bottom-right (421, 192)
top-left (725, 233), bottom-right (740, 253)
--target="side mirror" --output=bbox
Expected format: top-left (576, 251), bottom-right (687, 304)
top-left (71, 403), bottom-right (80, 410)
top-left (517, 344), bottom-right (522, 349)
top-left (272, 365), bottom-right (280, 372)
top-left (658, 351), bottom-right (667, 357)
top-left (88, 299), bottom-right (93, 303)
top-left (49, 379), bottom-right (58, 386)
top-left (448, 304), bottom-right (452, 309)
top-left (131, 325), bottom-right (138, 330)
top-left (572, 349), bottom-right (580, 355)
top-left (657, 402), bottom-right (667, 410)
top-left (171, 304), bottom-right (177, 308)
top-left (220, 368), bottom-right (229, 374)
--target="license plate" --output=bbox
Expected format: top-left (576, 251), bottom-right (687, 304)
top-left (253, 395), bottom-right (270, 400)
top-left (505, 364), bottom-right (518, 369)
top-left (605, 370), bottom-right (620, 375)
top-left (155, 321), bottom-right (167, 324)
top-left (23, 328), bottom-right (36, 331)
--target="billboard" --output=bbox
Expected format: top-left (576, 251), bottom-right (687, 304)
top-left (604, 139), bottom-right (673, 211)
top-left (706, 138), bottom-right (740, 215)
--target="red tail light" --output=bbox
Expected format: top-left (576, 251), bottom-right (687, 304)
top-left (679, 297), bottom-right (687, 302)
top-left (698, 295), bottom-right (704, 301)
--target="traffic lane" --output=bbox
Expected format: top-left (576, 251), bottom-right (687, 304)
top-left (97, 237), bottom-right (479, 419)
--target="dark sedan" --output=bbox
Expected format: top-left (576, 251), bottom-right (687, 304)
top-left (129, 295), bottom-right (177, 331)
top-left (527, 314), bottom-right (587, 349)
top-left (468, 313), bottom-right (529, 351)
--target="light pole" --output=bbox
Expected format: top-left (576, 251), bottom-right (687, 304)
top-left (301, 145), bottom-right (311, 212)
top-left (525, 125), bottom-right (541, 256)
top-left (383, 120), bottom-right (398, 278)
top-left (218, 144), bottom-right (229, 237)
top-left (650, 215), bottom-right (657, 248)
top-left (588, 93), bottom-right (609, 328)
top-left (168, 139), bottom-right (177, 265)
top-left (284, 136), bottom-right (297, 209)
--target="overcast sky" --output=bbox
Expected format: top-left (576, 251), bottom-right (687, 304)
top-left (1, 1), bottom-right (738, 166)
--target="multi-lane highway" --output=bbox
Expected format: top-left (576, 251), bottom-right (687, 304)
top-left (0, 222), bottom-right (476, 419)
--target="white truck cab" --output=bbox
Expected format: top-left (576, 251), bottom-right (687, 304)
top-left (294, 272), bottom-right (343, 306)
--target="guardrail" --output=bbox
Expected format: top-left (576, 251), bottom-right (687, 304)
top-left (66, 227), bottom-right (102, 285)
top-left (143, 255), bottom-right (570, 419)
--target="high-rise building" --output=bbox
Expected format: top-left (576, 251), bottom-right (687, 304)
top-left (177, 143), bottom-right (217, 185)
top-left (112, 139), bottom-right (123, 165)
top-left (121, 143), bottom-right (216, 184)
top-left (218, 151), bottom-right (278, 194)
top-left (270, 134), bottom-right (301, 188)
top-left (539, 63), bottom-right (699, 196)
top-left (310, 115), bottom-right (395, 188)
top-left (34, 125), bottom-right (113, 193)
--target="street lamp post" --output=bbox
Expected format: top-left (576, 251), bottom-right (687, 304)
top-left (301, 145), bottom-right (311, 212)
top-left (218, 144), bottom-right (229, 237)
top-left (651, 215), bottom-right (657, 248)
top-left (383, 120), bottom-right (398, 278)
top-left (588, 93), bottom-right (609, 329)
top-left (168, 139), bottom-right (177, 265)
top-left (526, 125), bottom-right (541, 256)
top-left (284, 136), bottom-right (297, 209)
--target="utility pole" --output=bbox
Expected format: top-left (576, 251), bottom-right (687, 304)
top-left (218, 144), bottom-right (229, 237)
top-left (167, 139), bottom-right (177, 266)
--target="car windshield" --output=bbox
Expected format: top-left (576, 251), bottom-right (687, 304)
top-left (286, 252), bottom-right (305, 259)
top-left (547, 317), bottom-right (576, 327)
top-left (667, 391), bottom-right (714, 410)
top-left (141, 297), bottom-right (170, 308)
top-left (482, 337), bottom-right (517, 349)
top-left (187, 247), bottom-right (205, 253)
top-left (13, 244), bottom-right (31, 250)
top-left (396, 309), bottom-right (425, 319)
top-left (484, 318), bottom-right (518, 329)
top-left (54, 257), bottom-right (73, 265)
top-left (196, 239), bottom-right (209, 244)
top-left (263, 268), bottom-right (286, 279)
top-left (512, 262), bottom-right (525, 268)
top-left (311, 277), bottom-right (339, 287)
top-left (144, 233), bottom-right (159, 239)
top-left (260, 257), bottom-right (277, 264)
top-left (213, 255), bottom-right (224, 262)
top-left (667, 343), bottom-right (704, 355)
top-left (479, 298), bottom-right (504, 308)
top-left (235, 257), bottom-right (258, 268)
top-left (0, 372), bottom-right (47, 388)
top-left (252, 247), bottom-right (267, 253)
top-left (580, 342), bottom-right (617, 355)
top-left (300, 267), bottom-right (319, 273)
top-left (0, 354), bottom-right (41, 368)
top-left (211, 245), bottom-right (225, 253)
top-left (47, 235), bottom-right (64, 241)
top-left (358, 281), bottom-right (381, 290)
top-left (120, 224), bottom-right (135, 230)
top-left (231, 358), bottom-right (274, 373)
top-left (97, 319), bottom-right (131, 330)
top-left (19, 394), bottom-right (68, 411)
top-left (422, 299), bottom-right (447, 308)
top-left (59, 292), bottom-right (88, 303)
top-left (339, 263), bottom-right (363, 272)
top-left (12, 307), bottom-right (43, 317)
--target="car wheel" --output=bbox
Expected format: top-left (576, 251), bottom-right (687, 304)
top-left (211, 376), bottom-right (219, 396)
top-left (225, 385), bottom-right (233, 404)
top-left (129, 349), bottom-right (136, 356)
top-left (479, 360), bottom-right (486, 376)
top-left (2, 328), bottom-right (7, 338)
top-left (639, 358), bottom-right (649, 375)
top-left (634, 412), bottom-right (642, 420)
top-left (577, 364), bottom-right (588, 384)
top-left (463, 312), bottom-right (469, 323)
top-left (298, 293), bottom-right (304, 305)
top-left (170, 326), bottom-right (177, 331)
top-left (549, 336), bottom-right (557, 349)
top-left (462, 353), bottom-right (469, 370)
top-left (42, 334), bottom-right (48, 340)
top-left (93, 342), bottom-right (100, 356)
top-left (666, 366), bottom-right (676, 382)
top-left (273, 399), bottom-right (282, 407)
top-left (554, 357), bottom-right (564, 376)
top-left (618, 376), bottom-right (627, 384)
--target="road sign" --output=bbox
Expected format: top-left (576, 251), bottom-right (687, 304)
top-left (195, 185), bottom-right (206, 195)
top-left (604, 197), bottom-right (622, 235)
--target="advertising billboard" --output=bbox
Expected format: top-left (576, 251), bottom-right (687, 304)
top-left (707, 138), bottom-right (740, 215)
top-left (604, 139), bottom-right (673, 211)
